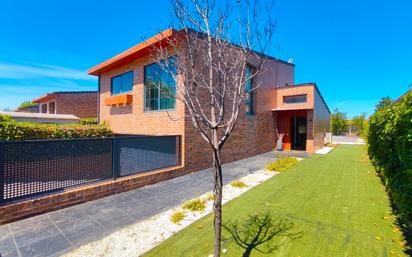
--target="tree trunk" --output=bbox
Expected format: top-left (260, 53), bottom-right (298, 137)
top-left (212, 131), bottom-right (223, 257)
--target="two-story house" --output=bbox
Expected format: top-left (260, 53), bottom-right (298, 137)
top-left (88, 28), bottom-right (330, 173)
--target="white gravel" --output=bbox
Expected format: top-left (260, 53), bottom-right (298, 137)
top-left (315, 146), bottom-right (334, 155)
top-left (63, 169), bottom-right (278, 257)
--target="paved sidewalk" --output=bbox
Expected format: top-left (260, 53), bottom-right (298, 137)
top-left (0, 151), bottom-right (289, 257)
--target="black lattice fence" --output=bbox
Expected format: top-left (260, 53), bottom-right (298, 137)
top-left (0, 135), bottom-right (181, 204)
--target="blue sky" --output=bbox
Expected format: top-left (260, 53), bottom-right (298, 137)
top-left (0, 0), bottom-right (411, 117)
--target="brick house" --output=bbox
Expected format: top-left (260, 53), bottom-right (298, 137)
top-left (32, 91), bottom-right (98, 118)
top-left (89, 28), bottom-right (330, 173)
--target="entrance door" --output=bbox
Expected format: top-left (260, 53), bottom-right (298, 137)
top-left (291, 116), bottom-right (307, 150)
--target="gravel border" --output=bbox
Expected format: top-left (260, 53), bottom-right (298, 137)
top-left (63, 169), bottom-right (279, 257)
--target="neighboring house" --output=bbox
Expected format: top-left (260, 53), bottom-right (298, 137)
top-left (88, 28), bottom-right (330, 173)
top-left (32, 91), bottom-right (98, 118)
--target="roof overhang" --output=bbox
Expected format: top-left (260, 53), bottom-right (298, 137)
top-left (88, 28), bottom-right (179, 76)
top-left (32, 93), bottom-right (56, 103)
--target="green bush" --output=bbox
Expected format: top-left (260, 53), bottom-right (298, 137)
top-left (80, 117), bottom-right (98, 125)
top-left (265, 157), bottom-right (298, 172)
top-left (0, 119), bottom-right (112, 140)
top-left (182, 199), bottom-right (206, 212)
top-left (368, 89), bottom-right (412, 229)
top-left (230, 180), bottom-right (247, 188)
top-left (0, 114), bottom-right (13, 122)
top-left (170, 211), bottom-right (185, 224)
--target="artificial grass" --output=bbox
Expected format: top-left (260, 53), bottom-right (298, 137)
top-left (144, 145), bottom-right (408, 257)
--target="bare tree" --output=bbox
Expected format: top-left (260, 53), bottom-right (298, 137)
top-left (151, 0), bottom-right (275, 256)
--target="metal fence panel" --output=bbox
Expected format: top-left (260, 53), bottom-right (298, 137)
top-left (0, 135), bottom-right (181, 204)
top-left (1, 138), bottom-right (113, 203)
top-left (117, 136), bottom-right (180, 177)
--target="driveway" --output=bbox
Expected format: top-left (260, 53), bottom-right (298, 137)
top-left (0, 150), bottom-right (303, 257)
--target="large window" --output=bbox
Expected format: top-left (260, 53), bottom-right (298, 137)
top-left (144, 59), bottom-right (176, 111)
top-left (245, 65), bottom-right (254, 115)
top-left (111, 71), bottom-right (133, 95)
top-left (283, 94), bottom-right (307, 104)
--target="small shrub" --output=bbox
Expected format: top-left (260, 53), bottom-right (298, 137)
top-left (170, 211), bottom-right (185, 224)
top-left (207, 193), bottom-right (215, 201)
top-left (80, 117), bottom-right (98, 125)
top-left (265, 157), bottom-right (298, 172)
top-left (182, 199), bottom-right (206, 212)
top-left (230, 180), bottom-right (247, 188)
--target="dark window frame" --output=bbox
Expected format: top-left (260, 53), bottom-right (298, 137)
top-left (111, 71), bottom-right (134, 95)
top-left (283, 94), bottom-right (307, 104)
top-left (144, 58), bottom-right (176, 112)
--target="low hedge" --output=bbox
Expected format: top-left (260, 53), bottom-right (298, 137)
top-left (368, 90), bottom-right (412, 230)
top-left (79, 117), bottom-right (98, 125)
top-left (0, 114), bottom-right (112, 140)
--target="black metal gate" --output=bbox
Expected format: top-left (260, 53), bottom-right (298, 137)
top-left (114, 136), bottom-right (180, 177)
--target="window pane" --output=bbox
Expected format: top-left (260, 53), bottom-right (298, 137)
top-left (144, 58), bottom-right (176, 111)
top-left (245, 65), bottom-right (254, 115)
top-left (245, 66), bottom-right (252, 92)
top-left (283, 94), bottom-right (307, 104)
top-left (145, 82), bottom-right (159, 110)
top-left (122, 71), bottom-right (133, 92)
top-left (111, 76), bottom-right (122, 95)
top-left (111, 71), bottom-right (133, 95)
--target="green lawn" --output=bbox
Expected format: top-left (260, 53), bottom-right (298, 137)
top-left (144, 145), bottom-right (408, 257)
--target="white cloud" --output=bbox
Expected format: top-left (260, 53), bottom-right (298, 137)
top-left (0, 62), bottom-right (95, 81)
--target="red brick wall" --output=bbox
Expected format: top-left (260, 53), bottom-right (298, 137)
top-left (99, 56), bottom-right (185, 136)
top-left (183, 59), bottom-right (294, 172)
top-left (98, 51), bottom-right (299, 172)
top-left (38, 92), bottom-right (98, 118)
top-left (274, 84), bottom-right (314, 110)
